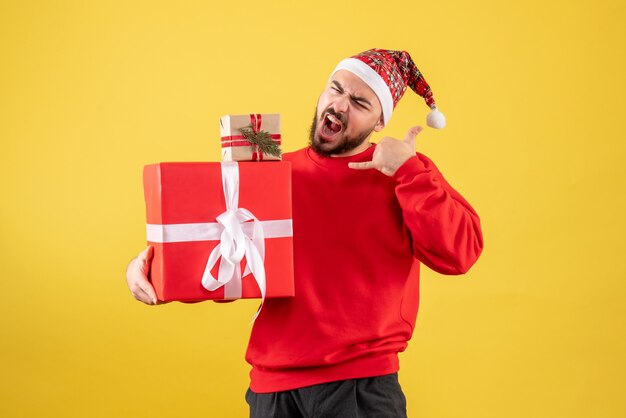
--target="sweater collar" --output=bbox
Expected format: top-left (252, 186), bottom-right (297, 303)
top-left (306, 143), bottom-right (376, 168)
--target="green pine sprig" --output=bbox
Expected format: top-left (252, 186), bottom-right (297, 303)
top-left (238, 124), bottom-right (282, 158)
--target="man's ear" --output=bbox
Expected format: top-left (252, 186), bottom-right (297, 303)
top-left (373, 114), bottom-right (385, 132)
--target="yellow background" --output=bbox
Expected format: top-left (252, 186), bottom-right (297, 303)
top-left (1, 0), bottom-right (625, 417)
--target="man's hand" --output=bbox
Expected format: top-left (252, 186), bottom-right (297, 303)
top-left (348, 126), bottom-right (423, 176)
top-left (126, 246), bottom-right (159, 305)
top-left (125, 246), bottom-right (233, 305)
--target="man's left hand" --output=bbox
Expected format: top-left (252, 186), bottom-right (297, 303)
top-left (348, 126), bottom-right (423, 176)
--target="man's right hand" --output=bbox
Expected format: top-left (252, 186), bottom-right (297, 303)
top-left (125, 246), bottom-right (235, 305)
top-left (126, 246), bottom-right (159, 305)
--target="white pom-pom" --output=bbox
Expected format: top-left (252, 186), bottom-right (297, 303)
top-left (426, 108), bottom-right (446, 129)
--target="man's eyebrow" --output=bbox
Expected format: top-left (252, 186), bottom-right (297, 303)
top-left (331, 80), bottom-right (344, 92)
top-left (331, 80), bottom-right (372, 108)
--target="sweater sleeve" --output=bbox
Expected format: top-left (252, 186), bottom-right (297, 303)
top-left (392, 153), bottom-right (484, 275)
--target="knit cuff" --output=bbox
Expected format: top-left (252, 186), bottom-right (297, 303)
top-left (392, 155), bottom-right (429, 183)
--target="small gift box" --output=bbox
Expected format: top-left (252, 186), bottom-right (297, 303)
top-left (143, 161), bottom-right (294, 306)
top-left (220, 113), bottom-right (282, 161)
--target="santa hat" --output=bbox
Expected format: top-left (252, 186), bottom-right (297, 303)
top-left (330, 48), bottom-right (446, 129)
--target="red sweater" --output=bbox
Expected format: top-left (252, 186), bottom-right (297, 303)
top-left (245, 144), bottom-right (483, 393)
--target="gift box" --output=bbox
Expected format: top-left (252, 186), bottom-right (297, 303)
top-left (143, 161), bottom-right (294, 303)
top-left (220, 113), bottom-right (282, 161)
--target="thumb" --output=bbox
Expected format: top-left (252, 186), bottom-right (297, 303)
top-left (138, 245), bottom-right (154, 273)
top-left (403, 125), bottom-right (423, 148)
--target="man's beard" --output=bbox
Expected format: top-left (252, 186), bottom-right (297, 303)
top-left (308, 108), bottom-right (375, 157)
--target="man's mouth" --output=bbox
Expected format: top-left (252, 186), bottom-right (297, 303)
top-left (319, 112), bottom-right (345, 141)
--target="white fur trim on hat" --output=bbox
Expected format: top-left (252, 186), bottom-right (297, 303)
top-left (330, 58), bottom-right (394, 126)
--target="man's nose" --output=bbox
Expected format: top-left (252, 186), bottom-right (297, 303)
top-left (331, 94), bottom-right (350, 113)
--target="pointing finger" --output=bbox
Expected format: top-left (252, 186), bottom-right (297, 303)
top-left (348, 161), bottom-right (377, 170)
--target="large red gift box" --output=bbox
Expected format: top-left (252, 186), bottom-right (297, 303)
top-left (143, 161), bottom-right (294, 302)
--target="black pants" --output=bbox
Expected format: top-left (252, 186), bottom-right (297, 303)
top-left (245, 373), bottom-right (407, 418)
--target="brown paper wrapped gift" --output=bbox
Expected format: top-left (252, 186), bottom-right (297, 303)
top-left (220, 113), bottom-right (281, 161)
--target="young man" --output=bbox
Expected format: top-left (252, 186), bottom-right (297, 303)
top-left (126, 49), bottom-right (484, 417)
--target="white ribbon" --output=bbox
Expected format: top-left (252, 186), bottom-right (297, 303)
top-left (146, 162), bottom-right (292, 321)
top-left (146, 220), bottom-right (292, 243)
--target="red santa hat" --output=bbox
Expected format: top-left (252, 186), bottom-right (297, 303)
top-left (330, 48), bottom-right (446, 129)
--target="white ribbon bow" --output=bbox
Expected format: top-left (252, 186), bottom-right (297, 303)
top-left (200, 162), bottom-right (267, 320)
